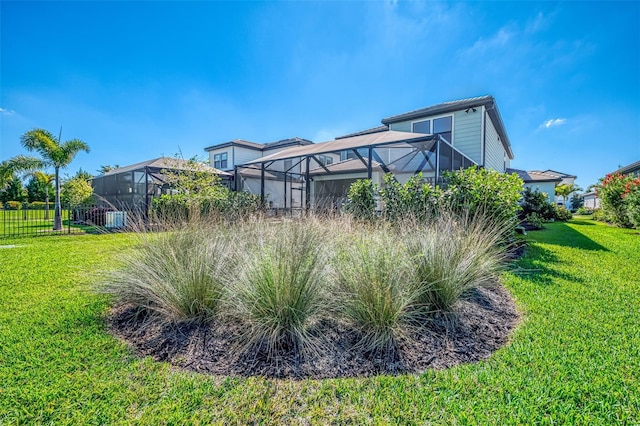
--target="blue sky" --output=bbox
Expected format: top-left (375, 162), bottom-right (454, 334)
top-left (1, 1), bottom-right (638, 188)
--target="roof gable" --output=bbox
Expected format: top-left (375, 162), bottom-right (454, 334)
top-left (381, 95), bottom-right (514, 160)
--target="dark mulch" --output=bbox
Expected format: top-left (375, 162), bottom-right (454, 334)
top-left (107, 284), bottom-right (520, 379)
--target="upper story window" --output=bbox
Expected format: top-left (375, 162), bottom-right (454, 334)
top-left (341, 148), bottom-right (367, 161)
top-left (412, 115), bottom-right (453, 144)
top-left (318, 154), bottom-right (333, 166)
top-left (214, 152), bottom-right (228, 169)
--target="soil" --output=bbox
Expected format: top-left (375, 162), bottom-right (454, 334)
top-left (107, 283), bottom-right (520, 379)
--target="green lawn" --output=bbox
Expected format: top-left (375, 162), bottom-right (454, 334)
top-left (0, 217), bottom-right (638, 424)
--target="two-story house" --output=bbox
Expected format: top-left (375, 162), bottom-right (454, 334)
top-left (206, 95), bottom-right (515, 211)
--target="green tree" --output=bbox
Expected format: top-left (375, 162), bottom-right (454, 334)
top-left (555, 183), bottom-right (582, 209)
top-left (0, 156), bottom-right (44, 189)
top-left (27, 171), bottom-right (55, 218)
top-left (20, 129), bottom-right (90, 230)
top-left (0, 174), bottom-right (26, 204)
top-left (61, 176), bottom-right (94, 206)
top-left (97, 164), bottom-right (119, 175)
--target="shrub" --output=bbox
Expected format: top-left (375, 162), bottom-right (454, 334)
top-left (102, 225), bottom-right (232, 322)
top-left (444, 166), bottom-right (523, 233)
top-left (4, 201), bottom-right (22, 210)
top-left (521, 187), bottom-right (556, 220)
top-left (28, 201), bottom-right (48, 210)
top-left (404, 212), bottom-right (508, 312)
top-left (623, 176), bottom-right (640, 228)
top-left (229, 221), bottom-right (327, 354)
top-left (553, 205), bottom-right (573, 221)
top-left (591, 208), bottom-right (606, 222)
top-left (575, 207), bottom-right (593, 215)
top-left (344, 179), bottom-right (377, 220)
top-left (525, 212), bottom-right (545, 230)
top-left (380, 173), bottom-right (443, 222)
top-left (597, 173), bottom-right (633, 227)
top-left (333, 228), bottom-right (418, 353)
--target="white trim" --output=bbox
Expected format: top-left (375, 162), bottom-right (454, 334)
top-left (410, 113), bottom-right (455, 146)
top-left (480, 105), bottom-right (486, 167)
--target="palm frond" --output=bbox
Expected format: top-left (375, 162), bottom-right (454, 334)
top-left (20, 129), bottom-right (59, 160)
top-left (0, 156), bottom-right (45, 187)
top-left (59, 139), bottom-right (90, 167)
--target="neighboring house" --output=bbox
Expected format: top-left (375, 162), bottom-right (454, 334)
top-left (583, 192), bottom-right (600, 209)
top-left (507, 169), bottom-right (563, 203)
top-left (204, 137), bottom-right (313, 172)
top-left (91, 157), bottom-right (230, 211)
top-left (205, 95), bottom-right (514, 210)
top-left (614, 160), bottom-right (640, 177)
top-left (507, 168), bottom-right (579, 208)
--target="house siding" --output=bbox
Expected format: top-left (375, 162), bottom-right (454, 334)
top-left (452, 109), bottom-right (482, 164)
top-left (233, 146), bottom-right (263, 167)
top-left (524, 182), bottom-right (556, 204)
top-left (484, 114), bottom-right (506, 172)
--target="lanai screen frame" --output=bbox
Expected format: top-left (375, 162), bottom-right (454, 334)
top-left (237, 132), bottom-right (477, 212)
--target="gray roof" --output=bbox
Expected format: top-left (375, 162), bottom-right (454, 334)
top-left (96, 157), bottom-right (231, 178)
top-left (246, 131), bottom-right (437, 164)
top-left (309, 159), bottom-right (382, 176)
top-left (507, 168), bottom-right (562, 183)
top-left (381, 95), bottom-right (514, 159)
top-left (335, 125), bottom-right (389, 140)
top-left (204, 139), bottom-right (263, 152)
top-left (537, 169), bottom-right (577, 179)
top-left (264, 137), bottom-right (313, 149)
top-left (205, 137), bottom-right (313, 153)
top-left (614, 160), bottom-right (640, 175)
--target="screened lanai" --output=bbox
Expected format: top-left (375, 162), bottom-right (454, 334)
top-left (91, 157), bottom-right (231, 212)
top-left (236, 131), bottom-right (477, 212)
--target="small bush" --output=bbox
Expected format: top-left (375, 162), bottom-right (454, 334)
top-left (344, 179), bottom-right (377, 220)
top-left (229, 221), bottom-right (327, 354)
top-left (553, 205), bottom-right (573, 221)
top-left (103, 225), bottom-right (232, 322)
top-left (28, 201), bottom-right (48, 210)
top-left (4, 201), bottom-right (22, 210)
top-left (380, 173), bottom-right (443, 222)
top-left (575, 207), bottom-right (593, 215)
top-left (525, 212), bottom-right (545, 230)
top-left (521, 187), bottom-right (556, 220)
top-left (333, 228), bottom-right (418, 353)
top-left (444, 166), bottom-right (523, 232)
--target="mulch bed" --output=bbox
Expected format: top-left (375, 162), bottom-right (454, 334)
top-left (107, 283), bottom-right (520, 379)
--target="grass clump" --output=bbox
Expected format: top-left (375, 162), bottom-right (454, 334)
top-left (102, 225), bottom-right (233, 322)
top-left (332, 227), bottom-right (419, 354)
top-left (229, 221), bottom-right (327, 354)
top-left (404, 213), bottom-right (509, 312)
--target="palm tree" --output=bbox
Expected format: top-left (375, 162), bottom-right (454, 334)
top-left (0, 156), bottom-right (44, 189)
top-left (31, 171), bottom-right (55, 220)
top-left (555, 183), bottom-right (582, 210)
top-left (20, 129), bottom-right (90, 230)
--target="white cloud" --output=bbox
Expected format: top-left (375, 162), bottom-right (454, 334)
top-left (0, 107), bottom-right (15, 115)
top-left (541, 118), bottom-right (567, 128)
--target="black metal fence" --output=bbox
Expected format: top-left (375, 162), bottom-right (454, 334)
top-left (0, 203), bottom-right (126, 239)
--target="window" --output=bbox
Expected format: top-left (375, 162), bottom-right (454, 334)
top-left (412, 115), bottom-right (453, 143)
top-left (284, 159), bottom-right (293, 171)
top-left (318, 154), bottom-right (333, 166)
top-left (341, 148), bottom-right (367, 161)
top-left (214, 152), bottom-right (228, 169)
top-left (412, 119), bottom-right (431, 134)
